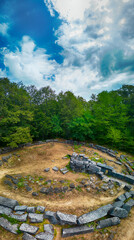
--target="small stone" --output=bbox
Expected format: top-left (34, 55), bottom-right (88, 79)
top-left (52, 166), bottom-right (59, 171)
top-left (44, 168), bottom-right (50, 172)
top-left (32, 192), bottom-right (38, 196)
top-left (25, 186), bottom-right (32, 192)
top-left (70, 183), bottom-right (75, 188)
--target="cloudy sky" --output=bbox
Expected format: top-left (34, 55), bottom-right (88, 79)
top-left (0, 0), bottom-right (134, 99)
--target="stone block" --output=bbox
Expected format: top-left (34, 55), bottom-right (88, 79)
top-left (56, 211), bottom-right (77, 225)
top-left (78, 204), bottom-right (113, 225)
top-left (36, 232), bottom-right (54, 240)
top-left (44, 224), bottom-right (54, 235)
top-left (0, 196), bottom-right (19, 209)
top-left (0, 205), bottom-right (12, 215)
top-left (109, 207), bottom-right (128, 218)
top-left (97, 217), bottom-right (120, 229)
top-left (62, 226), bottom-right (94, 237)
top-left (22, 233), bottom-right (37, 240)
top-left (14, 205), bottom-right (27, 212)
top-left (10, 213), bottom-right (28, 222)
top-left (29, 213), bottom-right (44, 223)
top-left (20, 223), bottom-right (39, 235)
top-left (37, 206), bottom-right (45, 213)
top-left (0, 217), bottom-right (18, 234)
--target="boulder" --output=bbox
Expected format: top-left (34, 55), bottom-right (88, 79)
top-left (78, 204), bottom-right (113, 225)
top-left (109, 207), bottom-right (128, 218)
top-left (112, 201), bottom-right (124, 208)
top-left (126, 199), bottom-right (134, 207)
top-left (0, 196), bottom-right (19, 209)
top-left (44, 224), bottom-right (54, 235)
top-left (0, 206), bottom-right (12, 215)
top-left (62, 226), bottom-right (94, 238)
top-left (20, 223), bottom-right (39, 235)
top-left (56, 211), bottom-right (77, 225)
top-left (36, 232), bottom-right (54, 240)
top-left (22, 233), bottom-right (37, 240)
top-left (97, 217), bottom-right (120, 229)
top-left (44, 211), bottom-right (59, 224)
top-left (29, 213), bottom-right (44, 223)
top-left (14, 205), bottom-right (27, 212)
top-left (10, 213), bottom-right (28, 222)
top-left (0, 217), bottom-right (18, 234)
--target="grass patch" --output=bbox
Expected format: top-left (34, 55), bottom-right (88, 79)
top-left (75, 186), bottom-right (82, 192)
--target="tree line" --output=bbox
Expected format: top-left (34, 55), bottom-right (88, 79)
top-left (0, 78), bottom-right (134, 153)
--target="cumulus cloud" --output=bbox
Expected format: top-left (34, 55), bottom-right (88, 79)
top-left (2, 36), bottom-right (57, 87)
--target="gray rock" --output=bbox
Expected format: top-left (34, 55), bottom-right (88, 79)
top-left (32, 192), bottom-right (38, 196)
top-left (10, 213), bottom-right (28, 222)
top-left (14, 211), bottom-right (25, 215)
top-left (40, 187), bottom-right (48, 194)
top-left (29, 213), bottom-right (44, 223)
top-left (62, 226), bottom-right (94, 237)
top-left (78, 204), bottom-right (113, 225)
top-left (124, 185), bottom-right (132, 191)
top-left (112, 201), bottom-right (124, 208)
top-left (0, 205), bottom-right (12, 215)
top-left (97, 217), bottom-right (120, 229)
top-left (0, 217), bottom-right (18, 234)
top-left (27, 207), bottom-right (36, 213)
top-left (36, 232), bottom-right (54, 240)
top-left (22, 233), bottom-right (37, 240)
top-left (122, 203), bottom-right (131, 213)
top-left (20, 223), bottom-right (39, 235)
top-left (14, 205), bottom-right (27, 212)
top-left (44, 168), bottom-right (50, 172)
top-left (0, 196), bottom-right (19, 209)
top-left (4, 180), bottom-right (13, 187)
top-left (56, 211), bottom-right (77, 225)
top-left (37, 206), bottom-right (45, 213)
top-left (109, 207), bottom-right (128, 218)
top-left (126, 199), bottom-right (134, 207)
top-left (44, 224), bottom-right (54, 235)
top-left (70, 183), bottom-right (75, 188)
top-left (124, 192), bottom-right (132, 199)
top-left (44, 211), bottom-right (59, 224)
top-left (115, 194), bottom-right (126, 202)
top-left (52, 166), bottom-right (59, 171)
top-left (129, 191), bottom-right (134, 197)
top-left (26, 186), bottom-right (32, 192)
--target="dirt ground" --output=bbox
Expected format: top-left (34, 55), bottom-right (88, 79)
top-left (0, 142), bottom-right (134, 240)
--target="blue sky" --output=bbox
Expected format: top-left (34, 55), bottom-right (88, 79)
top-left (0, 0), bottom-right (134, 99)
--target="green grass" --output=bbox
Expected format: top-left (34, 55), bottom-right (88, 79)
top-left (75, 186), bottom-right (82, 192)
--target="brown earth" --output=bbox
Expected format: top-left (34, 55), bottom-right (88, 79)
top-left (0, 142), bottom-right (134, 240)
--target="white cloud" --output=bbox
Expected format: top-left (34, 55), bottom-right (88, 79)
top-left (0, 23), bottom-right (9, 36)
top-left (3, 36), bottom-right (57, 87)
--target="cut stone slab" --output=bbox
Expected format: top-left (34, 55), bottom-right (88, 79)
top-left (44, 211), bottom-right (59, 224)
top-left (60, 167), bottom-right (69, 174)
top-left (124, 192), bottom-right (132, 199)
top-left (20, 223), bottom-right (39, 235)
top-left (126, 199), bottom-right (134, 207)
top-left (129, 191), bottom-right (134, 197)
top-left (44, 224), bottom-right (54, 235)
top-left (122, 203), bottom-right (131, 213)
top-left (14, 211), bottom-right (25, 215)
top-left (109, 207), bottom-right (128, 218)
top-left (112, 201), bottom-right (124, 208)
top-left (115, 194), bottom-right (126, 202)
top-left (62, 226), bottom-right (94, 238)
top-left (52, 166), bottom-right (59, 171)
top-left (22, 233), bottom-right (37, 240)
top-left (56, 211), bottom-right (77, 225)
top-left (14, 205), bottom-right (27, 212)
top-left (124, 185), bottom-right (132, 191)
top-left (10, 213), bottom-right (28, 222)
top-left (27, 207), bottom-right (36, 213)
top-left (0, 205), bottom-right (12, 215)
top-left (0, 196), bottom-right (19, 209)
top-left (37, 206), bottom-right (45, 213)
top-left (0, 217), bottom-right (19, 234)
top-left (29, 213), bottom-right (44, 223)
top-left (78, 204), bottom-right (113, 225)
top-left (97, 217), bottom-right (120, 229)
top-left (36, 232), bottom-right (54, 240)
top-left (4, 180), bottom-right (13, 187)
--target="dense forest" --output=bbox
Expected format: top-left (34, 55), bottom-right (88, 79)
top-left (0, 78), bottom-right (134, 153)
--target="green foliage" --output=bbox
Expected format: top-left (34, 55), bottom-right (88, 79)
top-left (0, 78), bottom-right (134, 153)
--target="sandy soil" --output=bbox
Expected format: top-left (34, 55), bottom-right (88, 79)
top-left (0, 142), bottom-right (134, 240)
